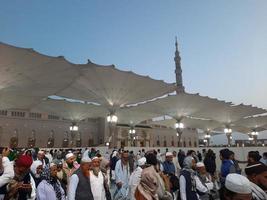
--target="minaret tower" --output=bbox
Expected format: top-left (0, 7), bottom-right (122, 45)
top-left (174, 37), bottom-right (185, 93)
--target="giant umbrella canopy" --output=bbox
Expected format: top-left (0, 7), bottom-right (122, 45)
top-left (0, 42), bottom-right (80, 110)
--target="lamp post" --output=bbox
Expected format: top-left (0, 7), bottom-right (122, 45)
top-left (251, 131), bottom-right (258, 146)
top-left (106, 112), bottom-right (118, 148)
top-left (175, 121), bottom-right (184, 147)
top-left (204, 133), bottom-right (211, 147)
top-left (69, 123), bottom-right (78, 147)
top-left (224, 127), bottom-right (232, 147)
top-left (128, 127), bottom-right (136, 147)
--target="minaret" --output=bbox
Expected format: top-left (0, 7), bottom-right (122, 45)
top-left (174, 37), bottom-right (185, 93)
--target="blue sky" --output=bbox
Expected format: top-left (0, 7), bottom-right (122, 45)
top-left (1, 1), bottom-right (267, 144)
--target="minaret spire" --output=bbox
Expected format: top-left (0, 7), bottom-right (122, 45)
top-left (174, 37), bottom-right (185, 93)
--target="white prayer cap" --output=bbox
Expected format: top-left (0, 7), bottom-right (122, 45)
top-left (166, 152), bottom-right (173, 157)
top-left (81, 156), bottom-right (92, 163)
top-left (138, 157), bottom-right (146, 166)
top-left (65, 152), bottom-right (75, 160)
top-left (225, 174), bottom-right (252, 194)
top-left (196, 162), bottom-right (205, 168)
top-left (50, 162), bottom-right (56, 167)
top-left (92, 156), bottom-right (100, 160)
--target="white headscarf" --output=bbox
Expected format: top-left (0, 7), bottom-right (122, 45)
top-left (30, 160), bottom-right (43, 176)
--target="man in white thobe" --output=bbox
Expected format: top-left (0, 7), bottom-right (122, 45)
top-left (128, 157), bottom-right (146, 200)
top-left (114, 151), bottom-right (130, 199)
top-left (90, 157), bottom-right (108, 200)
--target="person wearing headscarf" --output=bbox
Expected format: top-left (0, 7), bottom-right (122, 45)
top-left (36, 162), bottom-right (65, 200)
top-left (128, 157), bottom-right (146, 200)
top-left (135, 166), bottom-right (159, 200)
top-left (223, 174), bottom-right (252, 200)
top-left (179, 156), bottom-right (198, 200)
top-left (245, 163), bottom-right (267, 200)
top-left (30, 160), bottom-right (43, 187)
top-left (5, 154), bottom-right (36, 200)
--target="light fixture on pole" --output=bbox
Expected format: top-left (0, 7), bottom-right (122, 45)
top-left (248, 137), bottom-right (254, 141)
top-left (69, 123), bottom-right (78, 131)
top-left (251, 131), bottom-right (258, 136)
top-left (129, 127), bottom-right (136, 134)
top-left (224, 127), bottom-right (233, 147)
top-left (107, 113), bottom-right (118, 123)
top-left (175, 120), bottom-right (184, 147)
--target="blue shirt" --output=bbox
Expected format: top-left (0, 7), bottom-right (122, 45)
top-left (162, 161), bottom-right (176, 175)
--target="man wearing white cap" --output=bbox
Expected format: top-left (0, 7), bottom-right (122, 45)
top-left (162, 152), bottom-right (176, 175)
top-left (37, 150), bottom-right (49, 167)
top-left (128, 157), bottom-right (146, 200)
top-left (63, 152), bottom-right (78, 180)
top-left (89, 156), bottom-right (111, 200)
top-left (68, 156), bottom-right (94, 200)
top-left (223, 173), bottom-right (252, 200)
top-left (195, 162), bottom-right (218, 200)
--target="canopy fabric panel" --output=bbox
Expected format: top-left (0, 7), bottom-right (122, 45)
top-left (151, 117), bottom-right (221, 131)
top-left (234, 116), bottom-right (267, 131)
top-left (57, 62), bottom-right (176, 109)
top-left (126, 93), bottom-right (230, 119)
top-left (31, 99), bottom-right (107, 121)
top-left (0, 42), bottom-right (80, 110)
top-left (193, 104), bottom-right (266, 124)
top-left (116, 107), bottom-right (161, 125)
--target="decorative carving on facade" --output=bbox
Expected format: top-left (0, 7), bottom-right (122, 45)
top-left (47, 130), bottom-right (55, 148)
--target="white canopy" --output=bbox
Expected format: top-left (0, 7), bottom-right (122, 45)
top-left (126, 93), bottom-right (231, 119)
top-left (32, 99), bottom-right (107, 122)
top-left (57, 62), bottom-right (176, 109)
top-left (0, 42), bottom-right (80, 110)
top-left (0, 42), bottom-right (176, 111)
top-left (193, 103), bottom-right (266, 124)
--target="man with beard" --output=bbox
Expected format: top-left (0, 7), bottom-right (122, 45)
top-left (62, 152), bottom-right (78, 185)
top-left (5, 154), bottom-right (36, 200)
top-left (90, 157), bottom-right (111, 200)
top-left (114, 151), bottom-right (130, 200)
top-left (30, 160), bottom-right (43, 187)
top-left (36, 151), bottom-right (49, 168)
top-left (68, 156), bottom-right (93, 200)
top-left (245, 163), bottom-right (267, 200)
top-left (162, 152), bottom-right (176, 175)
top-left (195, 162), bottom-right (219, 200)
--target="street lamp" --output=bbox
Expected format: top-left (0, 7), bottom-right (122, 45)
top-left (251, 131), bottom-right (258, 136)
top-left (107, 113), bottom-right (118, 123)
top-left (224, 127), bottom-right (232, 147)
top-left (129, 128), bottom-right (136, 134)
top-left (175, 122), bottom-right (184, 129)
top-left (106, 112), bottom-right (118, 148)
top-left (69, 123), bottom-right (78, 131)
top-left (175, 121), bottom-right (184, 147)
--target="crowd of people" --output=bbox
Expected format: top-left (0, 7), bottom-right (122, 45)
top-left (0, 146), bottom-right (266, 200)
